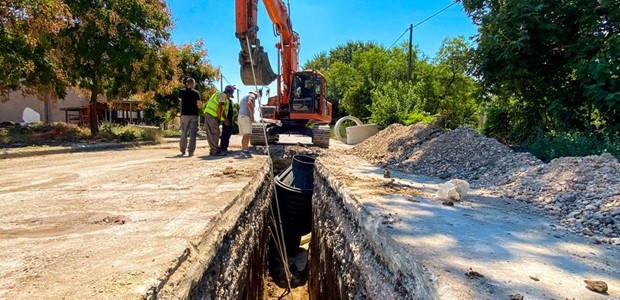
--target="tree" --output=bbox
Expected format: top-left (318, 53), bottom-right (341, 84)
top-left (462, 0), bottom-right (620, 141)
top-left (0, 0), bottom-right (70, 99)
top-left (144, 41), bottom-right (219, 126)
top-left (305, 38), bottom-right (479, 129)
top-left (59, 0), bottom-right (172, 135)
top-left (305, 41), bottom-right (387, 121)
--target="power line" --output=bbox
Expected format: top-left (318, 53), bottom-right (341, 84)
top-left (388, 1), bottom-right (459, 50)
top-left (388, 27), bottom-right (410, 50)
top-left (413, 1), bottom-right (458, 28)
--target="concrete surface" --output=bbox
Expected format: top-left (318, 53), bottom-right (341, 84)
top-left (313, 154), bottom-right (620, 299)
top-left (346, 124), bottom-right (379, 145)
top-left (0, 140), bottom-right (269, 299)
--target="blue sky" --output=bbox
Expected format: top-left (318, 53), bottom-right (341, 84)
top-left (167, 0), bottom-right (478, 99)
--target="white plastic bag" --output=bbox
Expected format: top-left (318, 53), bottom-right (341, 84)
top-left (436, 179), bottom-right (470, 201)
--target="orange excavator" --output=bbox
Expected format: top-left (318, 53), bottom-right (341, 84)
top-left (235, 0), bottom-right (332, 148)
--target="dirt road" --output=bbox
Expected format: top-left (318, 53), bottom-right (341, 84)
top-left (0, 142), bottom-right (267, 299)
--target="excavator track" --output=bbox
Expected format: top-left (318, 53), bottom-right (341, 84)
top-left (311, 125), bottom-right (330, 148)
top-left (250, 124), bottom-right (279, 146)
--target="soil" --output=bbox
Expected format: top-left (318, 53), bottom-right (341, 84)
top-left (0, 143), bottom-right (268, 299)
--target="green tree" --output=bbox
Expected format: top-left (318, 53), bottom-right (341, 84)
top-left (305, 38), bottom-right (479, 129)
top-left (144, 41), bottom-right (219, 125)
top-left (462, 0), bottom-right (620, 141)
top-left (0, 0), bottom-right (70, 99)
top-left (59, 0), bottom-right (172, 135)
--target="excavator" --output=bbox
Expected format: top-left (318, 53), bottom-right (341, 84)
top-left (235, 0), bottom-right (332, 148)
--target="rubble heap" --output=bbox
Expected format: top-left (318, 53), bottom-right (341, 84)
top-left (499, 153), bottom-right (620, 243)
top-left (395, 128), bottom-right (542, 188)
top-left (346, 123), bottom-right (442, 164)
top-left (347, 123), bottom-right (620, 242)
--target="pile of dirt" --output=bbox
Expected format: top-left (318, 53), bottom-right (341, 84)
top-left (347, 123), bottom-right (620, 242)
top-left (394, 128), bottom-right (542, 188)
top-left (499, 153), bottom-right (620, 242)
top-left (346, 123), bottom-right (443, 164)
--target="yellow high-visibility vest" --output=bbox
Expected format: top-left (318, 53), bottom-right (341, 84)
top-left (204, 92), bottom-right (230, 121)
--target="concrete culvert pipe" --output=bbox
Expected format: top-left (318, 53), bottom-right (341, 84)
top-left (334, 116), bottom-right (363, 142)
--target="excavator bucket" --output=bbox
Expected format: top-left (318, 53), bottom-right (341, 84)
top-left (240, 47), bottom-right (277, 86)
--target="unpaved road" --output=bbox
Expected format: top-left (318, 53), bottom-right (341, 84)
top-left (0, 142), bottom-right (267, 299)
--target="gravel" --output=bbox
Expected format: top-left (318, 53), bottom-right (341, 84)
top-left (347, 123), bottom-right (620, 242)
top-left (346, 123), bottom-right (442, 165)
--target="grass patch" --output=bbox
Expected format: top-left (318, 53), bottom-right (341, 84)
top-left (161, 128), bottom-right (181, 138)
top-left (524, 131), bottom-right (620, 162)
top-left (0, 122), bottom-right (162, 147)
top-left (0, 122), bottom-right (91, 146)
top-left (98, 122), bottom-right (161, 142)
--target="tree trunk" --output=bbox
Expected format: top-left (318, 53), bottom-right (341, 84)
top-left (89, 78), bottom-right (99, 136)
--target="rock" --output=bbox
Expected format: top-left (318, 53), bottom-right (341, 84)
top-left (611, 208), bottom-right (620, 217)
top-left (222, 167), bottom-right (236, 176)
top-left (465, 269), bottom-right (484, 279)
top-left (584, 279), bottom-right (608, 294)
top-left (509, 294), bottom-right (524, 300)
top-left (589, 237), bottom-right (601, 244)
top-left (529, 275), bottom-right (540, 281)
top-left (602, 228), bottom-right (614, 236)
top-left (581, 228), bottom-right (593, 236)
top-left (441, 200), bottom-right (454, 206)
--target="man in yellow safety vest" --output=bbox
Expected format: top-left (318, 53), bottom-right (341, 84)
top-left (204, 85), bottom-right (235, 155)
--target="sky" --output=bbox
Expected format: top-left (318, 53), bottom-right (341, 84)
top-left (167, 0), bottom-right (478, 101)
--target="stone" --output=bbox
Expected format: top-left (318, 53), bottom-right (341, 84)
top-left (581, 228), bottom-right (593, 236)
top-left (589, 237), bottom-right (601, 244)
top-left (601, 228), bottom-right (614, 236)
top-left (584, 279), bottom-right (608, 294)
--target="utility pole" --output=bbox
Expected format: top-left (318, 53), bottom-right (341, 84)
top-left (407, 24), bottom-right (413, 82)
top-left (220, 74), bottom-right (224, 91)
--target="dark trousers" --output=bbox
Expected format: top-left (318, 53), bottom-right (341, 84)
top-left (220, 124), bottom-right (232, 151)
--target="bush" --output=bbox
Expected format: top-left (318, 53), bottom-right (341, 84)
top-left (97, 122), bottom-right (161, 142)
top-left (524, 131), bottom-right (620, 162)
top-left (0, 122), bottom-right (90, 145)
top-left (403, 111), bottom-right (433, 126)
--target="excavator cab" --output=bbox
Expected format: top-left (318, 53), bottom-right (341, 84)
top-left (290, 73), bottom-right (321, 113)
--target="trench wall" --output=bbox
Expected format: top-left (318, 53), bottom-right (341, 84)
top-left (309, 160), bottom-right (436, 300)
top-left (191, 163), bottom-right (272, 300)
top-left (155, 161), bottom-right (273, 300)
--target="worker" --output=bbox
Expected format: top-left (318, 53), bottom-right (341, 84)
top-left (238, 90), bottom-right (259, 156)
top-left (178, 77), bottom-right (200, 156)
top-left (204, 85), bottom-right (235, 156)
top-left (219, 93), bottom-right (235, 156)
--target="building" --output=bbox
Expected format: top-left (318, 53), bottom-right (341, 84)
top-left (0, 89), bottom-right (145, 125)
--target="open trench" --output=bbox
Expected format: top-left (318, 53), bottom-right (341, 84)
top-left (188, 146), bottom-right (414, 300)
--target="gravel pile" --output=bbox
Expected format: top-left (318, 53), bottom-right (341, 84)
top-left (347, 123), bottom-right (620, 243)
top-left (394, 128), bottom-right (542, 188)
top-left (346, 123), bottom-right (442, 164)
top-left (499, 153), bottom-right (620, 243)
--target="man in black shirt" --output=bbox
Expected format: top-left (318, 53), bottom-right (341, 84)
top-left (178, 78), bottom-right (201, 156)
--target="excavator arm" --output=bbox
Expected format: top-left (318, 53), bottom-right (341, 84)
top-left (235, 0), bottom-right (299, 105)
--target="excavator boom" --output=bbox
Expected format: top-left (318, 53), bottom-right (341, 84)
top-left (235, 0), bottom-right (298, 104)
top-left (236, 0), bottom-right (333, 148)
